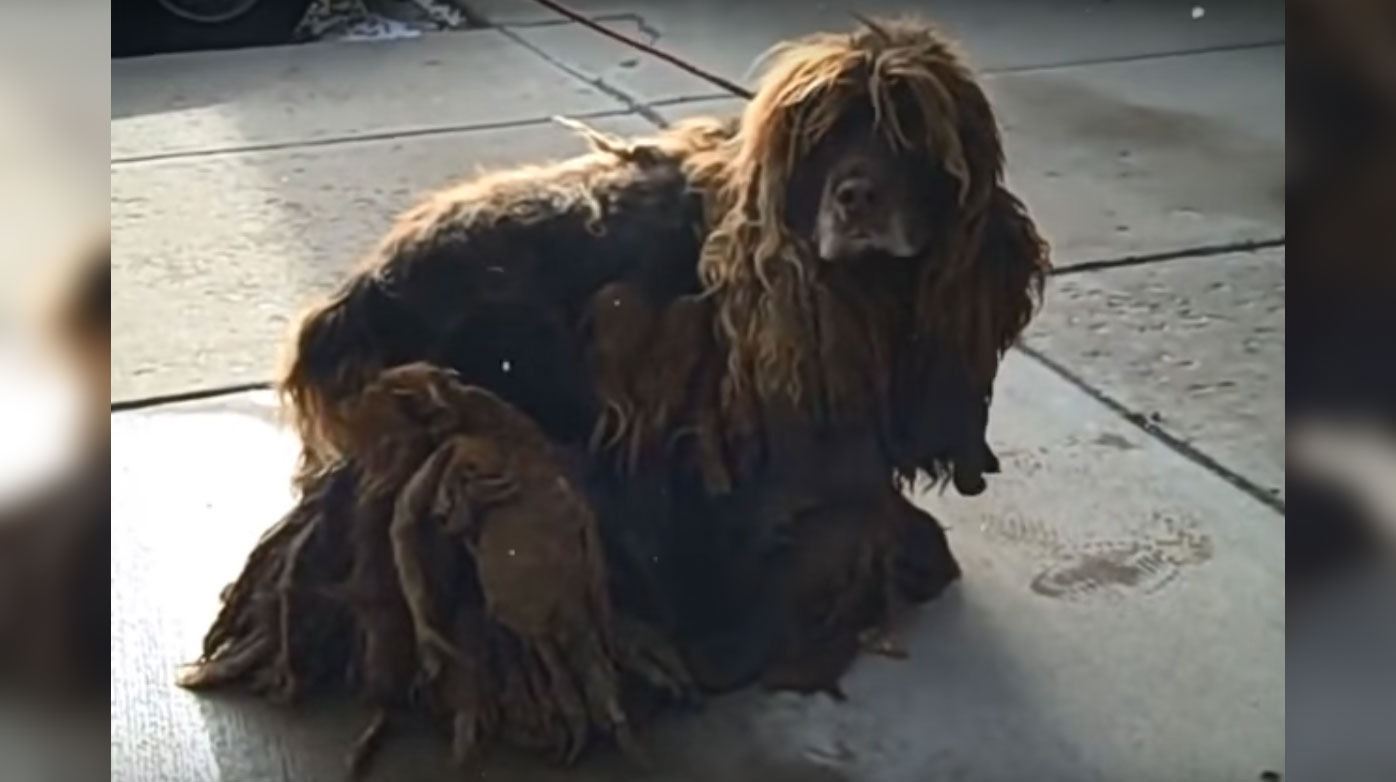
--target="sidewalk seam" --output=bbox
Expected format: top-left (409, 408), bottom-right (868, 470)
top-left (112, 91), bottom-right (724, 166)
top-left (110, 239), bottom-right (1285, 411)
top-left (111, 382), bottom-right (272, 412)
top-left (111, 107), bottom-right (638, 166)
top-left (1015, 342), bottom-right (1285, 515)
top-left (1052, 237), bottom-right (1285, 276)
top-left (491, 23), bottom-right (670, 129)
top-left (986, 39), bottom-right (1284, 76)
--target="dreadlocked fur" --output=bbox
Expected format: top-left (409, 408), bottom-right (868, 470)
top-left (186, 16), bottom-right (1048, 773)
top-left (686, 18), bottom-right (1049, 452)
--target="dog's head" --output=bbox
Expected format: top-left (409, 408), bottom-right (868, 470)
top-left (736, 18), bottom-right (1003, 264)
top-left (693, 17), bottom-right (1048, 401)
top-left (773, 29), bottom-right (967, 264)
top-left (787, 95), bottom-right (949, 263)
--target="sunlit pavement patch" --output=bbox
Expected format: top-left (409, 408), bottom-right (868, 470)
top-left (112, 390), bottom-right (299, 657)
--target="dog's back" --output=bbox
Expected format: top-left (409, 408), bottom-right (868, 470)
top-left (280, 118), bottom-right (736, 477)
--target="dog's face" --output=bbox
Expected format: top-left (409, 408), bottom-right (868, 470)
top-left (783, 94), bottom-right (953, 264)
top-left (693, 17), bottom-right (1048, 415)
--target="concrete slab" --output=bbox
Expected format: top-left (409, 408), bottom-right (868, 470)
top-left (111, 114), bottom-right (654, 401)
top-left (109, 352), bottom-right (1284, 782)
top-left (987, 46), bottom-right (1284, 262)
top-left (484, 0), bottom-right (1283, 100)
top-left (1026, 248), bottom-right (1285, 499)
top-left (658, 45), bottom-right (1284, 262)
top-left (111, 29), bottom-right (621, 160)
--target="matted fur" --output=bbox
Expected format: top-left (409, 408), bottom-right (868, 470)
top-left (277, 116), bottom-right (736, 484)
top-left (182, 365), bottom-right (692, 765)
top-left (685, 18), bottom-right (1048, 424)
top-left (276, 19), bottom-right (1046, 489)
top-left (189, 16), bottom-right (1047, 770)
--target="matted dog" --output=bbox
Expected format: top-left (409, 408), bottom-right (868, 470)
top-left (182, 17), bottom-right (1050, 770)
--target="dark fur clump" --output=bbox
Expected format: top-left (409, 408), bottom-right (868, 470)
top-left (180, 367), bottom-right (692, 766)
top-left (183, 17), bottom-right (1048, 772)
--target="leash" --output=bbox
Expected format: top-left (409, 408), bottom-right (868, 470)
top-left (520, 0), bottom-right (756, 100)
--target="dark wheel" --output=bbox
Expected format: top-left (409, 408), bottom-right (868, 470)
top-left (113, 0), bottom-right (316, 57)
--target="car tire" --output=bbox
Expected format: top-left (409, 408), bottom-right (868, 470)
top-left (113, 0), bottom-right (315, 57)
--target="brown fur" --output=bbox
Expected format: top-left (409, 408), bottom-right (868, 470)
top-left (685, 18), bottom-right (1048, 431)
top-left (187, 16), bottom-right (1048, 769)
top-left (273, 17), bottom-right (1045, 493)
top-left (278, 117), bottom-right (735, 485)
top-left (571, 16), bottom-right (1036, 694)
top-left (182, 365), bottom-right (691, 766)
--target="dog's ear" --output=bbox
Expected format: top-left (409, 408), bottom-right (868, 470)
top-left (977, 185), bottom-right (1050, 362)
top-left (553, 115), bottom-right (630, 155)
top-left (939, 65), bottom-right (1007, 217)
top-left (936, 55), bottom-right (1048, 371)
top-left (915, 183), bottom-right (1048, 387)
top-left (902, 185), bottom-right (1043, 496)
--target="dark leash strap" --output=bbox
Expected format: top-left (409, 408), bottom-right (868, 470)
top-left (521, 0), bottom-right (756, 100)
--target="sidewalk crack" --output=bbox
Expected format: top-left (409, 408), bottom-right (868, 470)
top-left (493, 24), bottom-right (668, 128)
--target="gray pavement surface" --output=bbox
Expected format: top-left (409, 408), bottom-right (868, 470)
top-left (111, 30), bottom-right (619, 160)
top-left (1026, 247), bottom-right (1285, 500)
top-left (103, 2), bottom-right (1290, 781)
top-left (475, 0), bottom-right (1283, 81)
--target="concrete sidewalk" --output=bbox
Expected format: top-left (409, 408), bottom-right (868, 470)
top-left (105, 2), bottom-right (1288, 780)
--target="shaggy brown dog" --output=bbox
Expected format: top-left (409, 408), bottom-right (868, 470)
top-left (184, 17), bottom-right (1049, 769)
top-left (685, 19), bottom-right (1046, 488)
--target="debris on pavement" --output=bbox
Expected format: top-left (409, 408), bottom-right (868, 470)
top-left (296, 0), bottom-right (470, 43)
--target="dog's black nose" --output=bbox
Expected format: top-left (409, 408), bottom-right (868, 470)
top-left (833, 177), bottom-right (878, 216)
